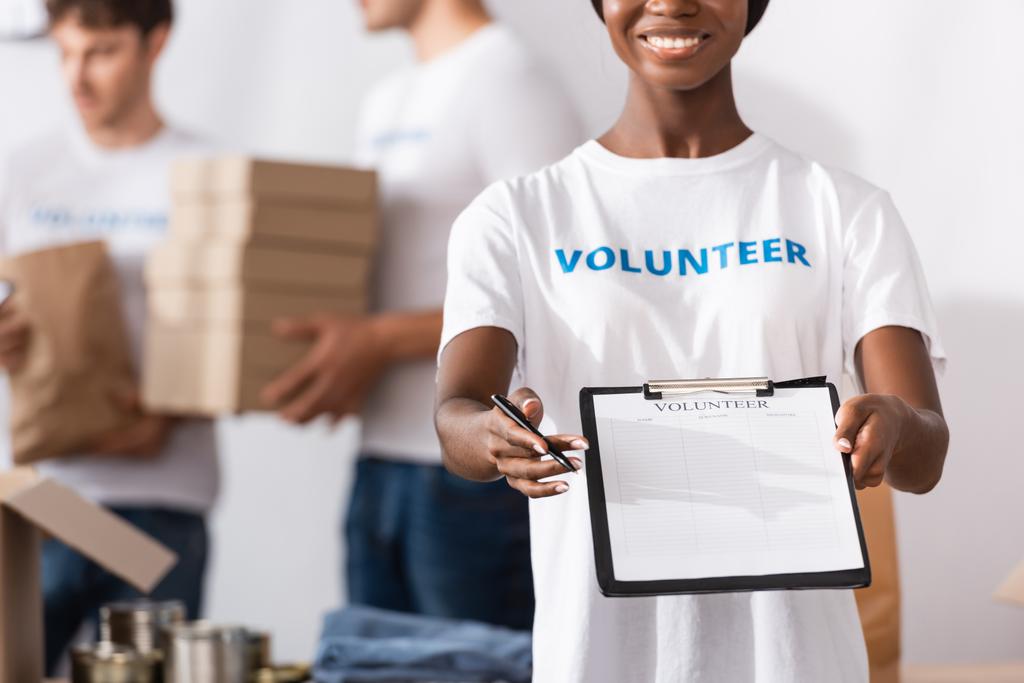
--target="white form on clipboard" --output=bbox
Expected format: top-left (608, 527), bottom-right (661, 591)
top-left (580, 376), bottom-right (870, 597)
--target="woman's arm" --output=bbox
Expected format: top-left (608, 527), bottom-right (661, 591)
top-left (834, 325), bottom-right (949, 494)
top-left (435, 326), bottom-right (588, 497)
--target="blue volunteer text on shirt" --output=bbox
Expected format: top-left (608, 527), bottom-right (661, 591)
top-left (31, 206), bottom-right (167, 232)
top-left (555, 237), bottom-right (811, 277)
top-left (371, 129), bottom-right (432, 149)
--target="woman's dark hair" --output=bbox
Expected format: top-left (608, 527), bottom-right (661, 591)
top-left (589, 0), bottom-right (770, 34)
top-left (46, 0), bottom-right (173, 34)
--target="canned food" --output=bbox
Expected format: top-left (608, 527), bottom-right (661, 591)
top-left (250, 663), bottom-right (311, 683)
top-left (100, 599), bottom-right (185, 654)
top-left (71, 642), bottom-right (155, 683)
top-left (164, 621), bottom-right (250, 683)
top-left (246, 630), bottom-right (271, 671)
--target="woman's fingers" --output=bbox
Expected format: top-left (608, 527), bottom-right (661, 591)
top-left (489, 415), bottom-right (547, 456)
top-left (833, 399), bottom-right (869, 454)
top-left (859, 464), bottom-right (886, 489)
top-left (497, 454), bottom-right (583, 481)
top-left (505, 475), bottom-right (572, 499)
top-left (547, 434), bottom-right (590, 452)
top-left (848, 416), bottom-right (890, 488)
top-left (509, 386), bottom-right (544, 425)
top-left (855, 465), bottom-right (886, 489)
top-left (835, 398), bottom-right (895, 489)
top-left (489, 423), bottom-right (589, 468)
top-left (488, 387), bottom-right (588, 497)
top-left (853, 449), bottom-right (888, 489)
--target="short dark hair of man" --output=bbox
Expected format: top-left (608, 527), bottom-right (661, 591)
top-left (46, 0), bottom-right (173, 35)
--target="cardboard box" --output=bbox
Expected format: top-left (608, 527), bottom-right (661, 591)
top-left (145, 366), bottom-right (276, 415)
top-left (142, 325), bottom-right (311, 415)
top-left (170, 200), bottom-right (377, 251)
top-left (148, 287), bottom-right (365, 327)
top-left (147, 324), bottom-right (310, 372)
top-left (171, 157), bottom-right (376, 207)
top-left (0, 468), bottom-right (176, 683)
top-left (145, 242), bottom-right (370, 293)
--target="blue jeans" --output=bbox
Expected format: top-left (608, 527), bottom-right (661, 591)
top-left (314, 606), bottom-right (533, 683)
top-left (42, 506), bottom-right (208, 675)
top-left (345, 457), bottom-right (534, 631)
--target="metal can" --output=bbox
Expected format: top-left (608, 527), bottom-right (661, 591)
top-left (100, 599), bottom-right (186, 654)
top-left (71, 642), bottom-right (155, 683)
top-left (246, 630), bottom-right (271, 672)
top-left (250, 664), bottom-right (312, 683)
top-left (164, 621), bottom-right (251, 683)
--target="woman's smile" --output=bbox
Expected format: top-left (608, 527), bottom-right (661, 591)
top-left (638, 28), bottom-right (713, 61)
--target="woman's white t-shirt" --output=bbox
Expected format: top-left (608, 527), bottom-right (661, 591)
top-left (440, 134), bottom-right (945, 683)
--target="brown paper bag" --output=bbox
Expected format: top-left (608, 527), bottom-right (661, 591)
top-left (855, 483), bottom-right (902, 683)
top-left (1, 241), bottom-right (136, 463)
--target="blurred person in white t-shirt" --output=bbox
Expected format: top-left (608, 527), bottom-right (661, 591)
top-left (0, 0), bottom-right (217, 674)
top-left (261, 0), bottom-right (583, 629)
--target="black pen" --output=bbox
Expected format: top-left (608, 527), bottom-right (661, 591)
top-left (491, 394), bottom-right (578, 474)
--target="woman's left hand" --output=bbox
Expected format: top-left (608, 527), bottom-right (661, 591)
top-left (833, 393), bottom-right (913, 489)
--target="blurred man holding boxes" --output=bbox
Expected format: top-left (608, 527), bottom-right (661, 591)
top-left (261, 0), bottom-right (583, 629)
top-left (0, 0), bottom-right (216, 674)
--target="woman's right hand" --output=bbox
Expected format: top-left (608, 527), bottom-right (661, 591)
top-left (483, 386), bottom-right (588, 499)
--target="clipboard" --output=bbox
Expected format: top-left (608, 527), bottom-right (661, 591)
top-left (579, 376), bottom-right (871, 597)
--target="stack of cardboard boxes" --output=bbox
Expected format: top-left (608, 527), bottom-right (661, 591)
top-left (143, 157), bottom-right (377, 415)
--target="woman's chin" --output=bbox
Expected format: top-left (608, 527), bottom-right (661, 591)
top-left (635, 66), bottom-right (722, 93)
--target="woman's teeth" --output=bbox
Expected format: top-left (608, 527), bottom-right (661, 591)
top-left (645, 35), bottom-right (703, 49)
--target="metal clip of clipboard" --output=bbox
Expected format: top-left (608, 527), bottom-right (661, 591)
top-left (643, 376), bottom-right (775, 400)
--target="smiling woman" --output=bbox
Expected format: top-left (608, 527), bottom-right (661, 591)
top-left (434, 0), bottom-right (948, 682)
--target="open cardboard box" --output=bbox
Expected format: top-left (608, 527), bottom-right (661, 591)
top-left (0, 468), bottom-right (177, 683)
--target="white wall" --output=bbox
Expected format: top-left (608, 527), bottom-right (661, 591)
top-left (1, 0), bottom-right (1021, 664)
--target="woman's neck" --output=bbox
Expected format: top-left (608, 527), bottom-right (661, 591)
top-left (599, 65), bottom-right (752, 159)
